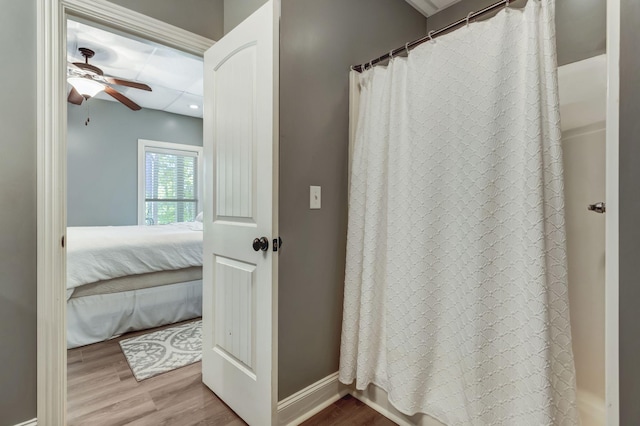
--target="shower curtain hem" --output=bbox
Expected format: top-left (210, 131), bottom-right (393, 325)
top-left (338, 376), bottom-right (451, 426)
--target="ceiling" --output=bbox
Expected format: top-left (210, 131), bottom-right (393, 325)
top-left (67, 20), bottom-right (204, 118)
top-left (66, 1), bottom-right (458, 118)
top-left (405, 0), bottom-right (462, 16)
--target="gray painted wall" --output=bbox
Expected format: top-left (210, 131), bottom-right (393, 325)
top-left (107, 0), bottom-right (224, 41)
top-left (278, 0), bottom-right (426, 399)
top-left (276, 0), bottom-right (607, 402)
top-left (0, 2), bottom-right (215, 423)
top-left (226, 0), bottom-right (608, 401)
top-left (426, 0), bottom-right (606, 66)
top-left (0, 0), bottom-right (617, 423)
top-left (224, 0), bottom-right (268, 35)
top-left (67, 99), bottom-right (203, 226)
top-left (619, 1), bottom-right (640, 423)
top-left (0, 0), bottom-right (37, 424)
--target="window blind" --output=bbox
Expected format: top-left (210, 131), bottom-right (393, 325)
top-left (144, 149), bottom-right (198, 225)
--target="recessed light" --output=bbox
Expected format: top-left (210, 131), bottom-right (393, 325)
top-left (189, 104), bottom-right (199, 110)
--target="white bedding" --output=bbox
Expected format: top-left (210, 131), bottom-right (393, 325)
top-left (67, 222), bottom-right (203, 290)
top-left (67, 279), bottom-right (202, 348)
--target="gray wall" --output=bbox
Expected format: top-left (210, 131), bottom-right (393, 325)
top-left (276, 0), bottom-right (607, 402)
top-left (0, 2), bottom-right (214, 424)
top-left (426, 0), bottom-right (606, 66)
top-left (0, 0), bottom-right (617, 423)
top-left (278, 0), bottom-right (426, 399)
top-left (619, 1), bottom-right (640, 423)
top-left (224, 0), bottom-right (268, 35)
top-left (0, 0), bottom-right (37, 424)
top-left (67, 99), bottom-right (203, 226)
top-left (107, 0), bottom-right (224, 41)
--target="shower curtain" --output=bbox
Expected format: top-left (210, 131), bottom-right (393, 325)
top-left (339, 1), bottom-right (579, 425)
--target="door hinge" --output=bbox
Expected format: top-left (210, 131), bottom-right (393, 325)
top-left (273, 237), bottom-right (282, 252)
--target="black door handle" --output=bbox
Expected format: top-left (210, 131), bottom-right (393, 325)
top-left (252, 237), bottom-right (269, 252)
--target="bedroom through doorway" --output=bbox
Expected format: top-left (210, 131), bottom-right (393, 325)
top-left (63, 17), bottom-right (231, 423)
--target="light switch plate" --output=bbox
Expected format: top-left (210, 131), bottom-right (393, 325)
top-left (310, 186), bottom-right (321, 209)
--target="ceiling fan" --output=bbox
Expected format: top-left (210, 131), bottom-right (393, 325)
top-left (67, 47), bottom-right (152, 111)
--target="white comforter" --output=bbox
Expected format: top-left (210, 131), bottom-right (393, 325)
top-left (67, 222), bottom-right (203, 290)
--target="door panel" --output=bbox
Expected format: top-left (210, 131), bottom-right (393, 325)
top-left (202, 1), bottom-right (279, 425)
top-left (214, 256), bottom-right (256, 372)
top-left (214, 44), bottom-right (257, 219)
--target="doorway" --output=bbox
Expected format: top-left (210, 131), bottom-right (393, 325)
top-left (64, 17), bottom-right (217, 423)
top-left (35, 1), bottom-right (208, 424)
top-left (38, 1), bottom-right (280, 424)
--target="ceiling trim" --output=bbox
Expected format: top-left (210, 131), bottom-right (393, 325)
top-left (405, 0), bottom-right (438, 17)
top-left (62, 0), bottom-right (215, 56)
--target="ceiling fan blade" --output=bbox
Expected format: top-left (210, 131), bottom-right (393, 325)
top-left (104, 86), bottom-right (141, 111)
top-left (104, 76), bottom-right (152, 91)
top-left (68, 87), bottom-right (84, 105)
top-left (72, 62), bottom-right (103, 76)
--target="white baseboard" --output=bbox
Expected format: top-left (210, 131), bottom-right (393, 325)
top-left (277, 372), bottom-right (349, 426)
top-left (13, 419), bottom-right (37, 426)
top-left (349, 384), bottom-right (445, 426)
top-left (577, 389), bottom-right (606, 426)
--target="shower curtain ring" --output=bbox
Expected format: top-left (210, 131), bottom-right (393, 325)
top-left (428, 30), bottom-right (435, 42)
top-left (466, 12), bottom-right (473, 27)
top-left (369, 60), bottom-right (373, 69)
top-left (389, 50), bottom-right (394, 60)
top-left (405, 42), bottom-right (410, 56)
top-left (505, 0), bottom-right (510, 7)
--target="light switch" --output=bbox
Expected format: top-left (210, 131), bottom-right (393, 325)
top-left (310, 186), bottom-right (321, 209)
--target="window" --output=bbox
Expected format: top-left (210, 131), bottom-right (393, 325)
top-left (138, 140), bottom-right (203, 225)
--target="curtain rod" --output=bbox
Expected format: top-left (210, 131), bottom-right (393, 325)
top-left (352, 0), bottom-right (515, 73)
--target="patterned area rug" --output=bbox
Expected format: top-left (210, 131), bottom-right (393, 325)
top-left (120, 320), bottom-right (202, 381)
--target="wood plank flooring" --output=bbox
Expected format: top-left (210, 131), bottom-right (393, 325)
top-left (300, 395), bottom-right (396, 426)
top-left (67, 320), bottom-right (395, 425)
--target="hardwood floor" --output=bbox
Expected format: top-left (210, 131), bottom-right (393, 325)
top-left (67, 321), bottom-right (395, 425)
top-left (300, 395), bottom-right (396, 426)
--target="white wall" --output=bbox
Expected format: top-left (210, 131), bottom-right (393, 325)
top-left (562, 122), bottom-right (606, 425)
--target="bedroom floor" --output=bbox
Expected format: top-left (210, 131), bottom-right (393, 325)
top-left (67, 320), bottom-right (394, 425)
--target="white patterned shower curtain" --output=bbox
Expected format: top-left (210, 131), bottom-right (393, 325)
top-left (339, 1), bottom-right (579, 425)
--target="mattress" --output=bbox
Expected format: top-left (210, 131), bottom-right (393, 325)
top-left (67, 222), bottom-right (203, 290)
top-left (70, 266), bottom-right (202, 299)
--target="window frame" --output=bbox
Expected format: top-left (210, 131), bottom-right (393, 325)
top-left (137, 139), bottom-right (204, 225)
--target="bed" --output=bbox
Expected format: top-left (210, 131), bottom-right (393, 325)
top-left (66, 222), bottom-right (204, 348)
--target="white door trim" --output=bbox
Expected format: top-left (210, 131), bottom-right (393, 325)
top-left (605, 0), bottom-right (620, 424)
top-left (36, 1), bottom-right (214, 424)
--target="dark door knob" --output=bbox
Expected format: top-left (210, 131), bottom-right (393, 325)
top-left (252, 237), bottom-right (269, 252)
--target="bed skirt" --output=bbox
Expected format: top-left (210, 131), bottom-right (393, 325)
top-left (67, 279), bottom-right (202, 349)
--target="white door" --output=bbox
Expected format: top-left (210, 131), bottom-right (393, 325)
top-left (202, 1), bottom-right (279, 425)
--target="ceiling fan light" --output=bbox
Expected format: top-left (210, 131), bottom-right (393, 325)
top-left (68, 77), bottom-right (104, 98)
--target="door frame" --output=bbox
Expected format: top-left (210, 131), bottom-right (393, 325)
top-left (605, 0), bottom-right (620, 424)
top-left (36, 1), bottom-right (214, 423)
